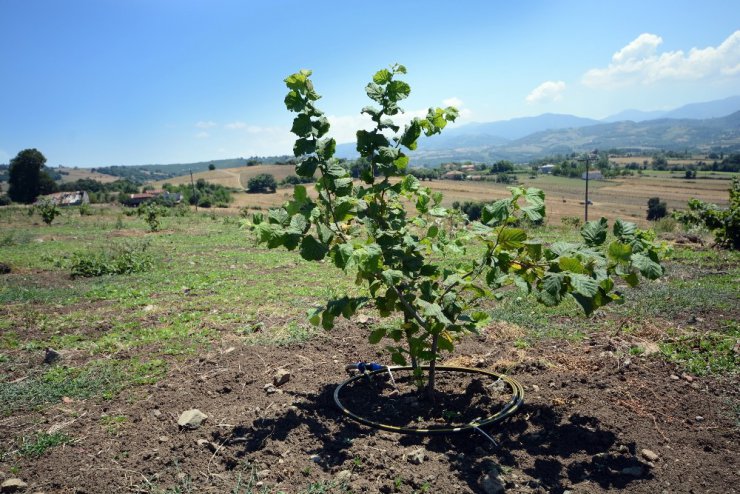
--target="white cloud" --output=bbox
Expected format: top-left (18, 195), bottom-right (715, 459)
top-left (525, 81), bottom-right (566, 104)
top-left (443, 97), bottom-right (463, 108)
top-left (195, 121), bottom-right (217, 129)
top-left (195, 131), bottom-right (210, 139)
top-left (225, 121), bottom-right (247, 130)
top-left (583, 31), bottom-right (740, 87)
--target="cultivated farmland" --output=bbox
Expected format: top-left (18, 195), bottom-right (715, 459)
top-left (0, 201), bottom-right (737, 493)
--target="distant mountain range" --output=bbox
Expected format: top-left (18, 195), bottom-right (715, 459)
top-left (335, 95), bottom-right (740, 164)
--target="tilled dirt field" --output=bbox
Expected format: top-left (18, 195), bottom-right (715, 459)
top-left (2, 321), bottom-right (737, 494)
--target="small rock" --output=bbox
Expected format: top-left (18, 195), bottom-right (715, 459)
top-left (177, 409), bottom-right (208, 429)
top-left (335, 470), bottom-right (352, 483)
top-left (273, 369), bottom-right (291, 387)
top-left (641, 449), bottom-right (659, 462)
top-left (406, 448), bottom-right (425, 465)
top-left (44, 348), bottom-right (61, 365)
top-left (1, 479), bottom-right (28, 492)
top-left (151, 409), bottom-right (162, 419)
top-left (356, 314), bottom-right (370, 324)
top-left (669, 374), bottom-right (679, 380)
top-left (196, 439), bottom-right (216, 452)
top-left (479, 470), bottom-right (505, 494)
top-left (256, 469), bottom-right (270, 480)
top-left (617, 444), bottom-right (629, 454)
top-left (222, 346), bottom-right (236, 355)
top-left (158, 436), bottom-right (169, 443)
top-left (310, 454), bottom-right (321, 463)
top-left (695, 415), bottom-right (704, 422)
top-left (681, 373), bottom-right (694, 382)
top-left (531, 384), bottom-right (540, 392)
top-left (622, 466), bottom-right (644, 477)
top-left (264, 384), bottom-right (278, 394)
top-left (143, 304), bottom-right (156, 312)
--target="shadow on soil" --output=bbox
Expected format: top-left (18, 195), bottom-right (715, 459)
top-left (213, 383), bottom-right (653, 493)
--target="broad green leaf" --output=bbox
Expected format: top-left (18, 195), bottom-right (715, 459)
top-left (559, 257), bottom-right (585, 274)
top-left (268, 208), bottom-right (289, 226)
top-left (418, 300), bottom-right (451, 324)
top-left (400, 119), bottom-right (421, 150)
top-left (429, 207), bottom-right (448, 217)
top-left (295, 156), bottom-right (319, 177)
top-left (607, 241), bottom-right (632, 263)
top-left (580, 217), bottom-right (608, 246)
top-left (293, 185), bottom-right (308, 203)
top-left (525, 187), bottom-right (545, 206)
top-left (539, 273), bottom-right (564, 306)
top-left (284, 71), bottom-right (310, 92)
top-left (257, 223), bottom-right (284, 249)
top-left (437, 331), bottom-right (454, 352)
top-left (373, 68), bottom-right (392, 84)
top-left (498, 228), bottom-right (527, 250)
top-left (387, 80), bottom-right (411, 101)
top-left (369, 327), bottom-right (386, 344)
top-left (317, 138), bottom-right (336, 159)
top-left (632, 253), bottom-right (662, 279)
top-left (300, 235), bottom-right (328, 261)
top-left (623, 272), bottom-right (640, 287)
top-left (569, 273), bottom-right (599, 297)
top-left (391, 352), bottom-right (407, 366)
top-left (317, 223), bottom-right (334, 244)
top-left (293, 138), bottom-right (315, 157)
top-left (331, 243), bottom-right (354, 270)
top-left (291, 114), bottom-right (313, 137)
top-left (365, 82), bottom-right (384, 102)
top-left (613, 219), bottom-right (637, 239)
top-left (525, 241), bottom-right (542, 261)
top-left (284, 90), bottom-right (305, 112)
top-left (482, 199), bottom-right (510, 226)
top-left (522, 204), bottom-right (544, 223)
top-left (287, 214), bottom-right (308, 234)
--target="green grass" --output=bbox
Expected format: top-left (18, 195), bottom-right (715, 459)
top-left (0, 358), bottom-right (166, 415)
top-left (17, 432), bottom-right (73, 457)
top-left (659, 320), bottom-right (739, 375)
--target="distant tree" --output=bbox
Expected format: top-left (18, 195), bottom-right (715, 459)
top-left (208, 163), bottom-right (216, 171)
top-left (647, 197), bottom-right (667, 221)
top-left (651, 155), bottom-right (668, 171)
top-left (684, 169), bottom-right (696, 179)
top-left (247, 173), bottom-right (277, 193)
top-left (8, 148), bottom-right (50, 203)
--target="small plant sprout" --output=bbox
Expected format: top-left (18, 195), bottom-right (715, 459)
top-left (257, 65), bottom-right (665, 400)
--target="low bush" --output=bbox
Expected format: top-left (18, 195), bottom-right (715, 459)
top-left (561, 216), bottom-right (583, 229)
top-left (56, 240), bottom-right (154, 278)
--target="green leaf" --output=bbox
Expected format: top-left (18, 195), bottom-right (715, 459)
top-left (400, 120), bottom-right (421, 150)
top-left (257, 223), bottom-right (284, 249)
top-left (355, 243), bottom-right (383, 274)
top-left (287, 214), bottom-right (308, 234)
top-left (387, 80), bottom-right (411, 101)
top-left (418, 300), bottom-right (451, 324)
top-left (429, 207), bottom-right (448, 217)
top-left (365, 82), bottom-right (384, 102)
top-left (300, 235), bottom-right (328, 261)
top-left (525, 187), bottom-right (545, 206)
top-left (580, 218), bottom-right (608, 246)
top-left (525, 241), bottom-right (542, 260)
top-left (285, 71), bottom-right (310, 92)
top-left (390, 352), bottom-right (407, 366)
top-left (331, 243), bottom-right (354, 270)
top-left (632, 253), bottom-right (663, 279)
top-left (369, 327), bottom-right (386, 344)
top-left (623, 272), bottom-right (640, 287)
top-left (291, 114), bottom-right (313, 137)
top-left (558, 257), bottom-right (585, 274)
top-left (482, 199), bottom-right (510, 226)
top-left (317, 138), bottom-right (336, 160)
top-left (613, 219), bottom-right (637, 239)
top-left (522, 204), bottom-right (544, 223)
top-left (569, 273), bottom-right (599, 297)
top-left (498, 228), bottom-right (526, 250)
top-left (607, 241), bottom-right (632, 263)
top-left (373, 68), bottom-right (392, 84)
top-left (284, 90), bottom-right (305, 112)
top-left (317, 223), bottom-right (334, 244)
top-left (295, 156), bottom-right (319, 177)
top-left (268, 208), bottom-right (290, 226)
top-left (437, 332), bottom-right (454, 352)
top-left (293, 185), bottom-right (308, 203)
top-left (539, 273), bottom-right (564, 306)
top-left (293, 138), bottom-right (316, 157)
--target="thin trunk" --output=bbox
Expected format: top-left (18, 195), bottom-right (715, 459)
top-left (426, 332), bottom-right (440, 402)
top-left (403, 313), bottom-right (418, 371)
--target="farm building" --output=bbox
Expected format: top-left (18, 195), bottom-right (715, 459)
top-left (442, 170), bottom-right (466, 180)
top-left (581, 171), bottom-right (604, 180)
top-left (40, 191), bottom-right (90, 206)
top-left (539, 164), bottom-right (555, 174)
top-left (120, 190), bottom-right (182, 206)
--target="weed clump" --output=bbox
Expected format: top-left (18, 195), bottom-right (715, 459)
top-left (55, 240), bottom-right (154, 278)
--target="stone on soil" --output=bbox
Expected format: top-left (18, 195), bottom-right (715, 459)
top-left (273, 369), bottom-right (291, 387)
top-left (406, 448), bottom-right (426, 465)
top-left (479, 470), bottom-right (505, 494)
top-left (177, 409), bottom-right (208, 429)
top-left (1, 478), bottom-right (28, 492)
top-left (641, 449), bottom-right (659, 461)
top-left (335, 470), bottom-right (352, 483)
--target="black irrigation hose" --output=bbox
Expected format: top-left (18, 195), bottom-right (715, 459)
top-left (333, 365), bottom-right (524, 435)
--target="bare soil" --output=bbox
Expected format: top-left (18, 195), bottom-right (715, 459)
top-left (2, 321), bottom-right (737, 494)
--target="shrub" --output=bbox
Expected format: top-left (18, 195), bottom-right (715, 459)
top-left (561, 216), bottom-right (583, 229)
top-left (653, 217), bottom-right (677, 234)
top-left (36, 200), bottom-right (61, 225)
top-left (136, 203), bottom-right (165, 231)
top-left (647, 197), bottom-right (667, 221)
top-left (247, 174), bottom-right (277, 193)
top-left (79, 203), bottom-right (93, 216)
top-left (673, 177), bottom-right (739, 249)
top-left (0, 195), bottom-right (11, 206)
top-left (62, 240), bottom-right (154, 278)
top-left (257, 66), bottom-right (665, 399)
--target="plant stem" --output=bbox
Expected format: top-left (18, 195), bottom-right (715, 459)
top-left (427, 332), bottom-right (440, 402)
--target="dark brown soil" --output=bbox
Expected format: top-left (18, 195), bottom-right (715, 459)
top-left (1, 323), bottom-right (738, 494)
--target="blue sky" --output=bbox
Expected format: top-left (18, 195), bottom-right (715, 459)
top-left (1, 0), bottom-right (738, 166)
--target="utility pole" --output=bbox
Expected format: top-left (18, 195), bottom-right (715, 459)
top-left (579, 149), bottom-right (598, 222)
top-left (190, 169), bottom-right (197, 212)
